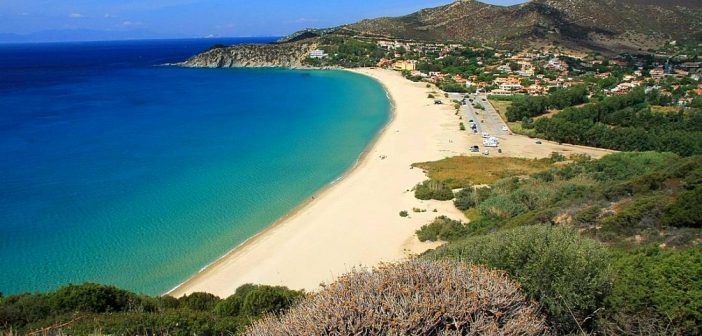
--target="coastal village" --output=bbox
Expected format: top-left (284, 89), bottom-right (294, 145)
top-left (307, 38), bottom-right (702, 105)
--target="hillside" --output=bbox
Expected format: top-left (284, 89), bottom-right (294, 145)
top-left (338, 0), bottom-right (702, 52)
top-left (182, 40), bottom-right (318, 68)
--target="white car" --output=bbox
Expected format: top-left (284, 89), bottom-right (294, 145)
top-left (481, 132), bottom-right (489, 138)
top-left (501, 126), bottom-right (509, 131)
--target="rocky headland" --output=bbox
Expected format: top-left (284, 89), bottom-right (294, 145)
top-left (182, 40), bottom-right (319, 68)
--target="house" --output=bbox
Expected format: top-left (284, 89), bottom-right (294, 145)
top-left (650, 68), bottom-right (666, 77)
top-left (392, 60), bottom-right (417, 71)
top-left (488, 89), bottom-right (515, 96)
top-left (309, 49), bottom-right (328, 59)
top-left (376, 58), bottom-right (393, 68)
top-left (679, 62), bottom-right (702, 74)
top-left (496, 76), bottom-right (522, 92)
top-left (527, 84), bottom-right (545, 95)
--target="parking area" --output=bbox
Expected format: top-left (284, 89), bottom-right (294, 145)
top-left (447, 92), bottom-right (512, 154)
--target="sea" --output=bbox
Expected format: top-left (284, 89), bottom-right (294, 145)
top-left (0, 38), bottom-right (390, 295)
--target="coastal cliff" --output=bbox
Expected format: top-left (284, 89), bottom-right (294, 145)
top-left (182, 40), bottom-right (318, 68)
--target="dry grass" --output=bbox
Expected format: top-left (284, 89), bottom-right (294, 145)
top-left (245, 259), bottom-right (547, 336)
top-left (533, 109), bottom-right (560, 120)
top-left (488, 99), bottom-right (512, 121)
top-left (650, 105), bottom-right (681, 114)
top-left (413, 157), bottom-right (552, 188)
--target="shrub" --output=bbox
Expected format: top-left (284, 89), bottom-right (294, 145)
top-left (0, 283), bottom-right (302, 333)
top-left (414, 180), bottom-right (454, 201)
top-left (245, 260), bottom-right (547, 335)
top-left (240, 285), bottom-right (304, 317)
top-left (601, 247), bottom-right (702, 335)
top-left (49, 283), bottom-right (141, 314)
top-left (416, 216), bottom-right (468, 242)
top-left (453, 186), bottom-right (491, 210)
top-left (214, 295), bottom-right (243, 317)
top-left (478, 195), bottom-right (526, 219)
top-left (549, 152), bottom-right (566, 162)
top-left (427, 225), bottom-right (612, 333)
top-left (664, 186), bottom-right (702, 228)
top-left (399, 210), bottom-right (408, 217)
top-left (179, 292), bottom-right (220, 311)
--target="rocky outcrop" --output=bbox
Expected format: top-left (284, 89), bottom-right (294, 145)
top-left (182, 40), bottom-right (318, 68)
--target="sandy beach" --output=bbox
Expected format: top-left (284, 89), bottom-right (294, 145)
top-left (169, 68), bottom-right (613, 297)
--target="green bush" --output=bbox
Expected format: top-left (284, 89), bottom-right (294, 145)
top-left (0, 283), bottom-right (303, 334)
top-left (601, 247), bottom-right (702, 335)
top-left (426, 225), bottom-right (612, 333)
top-left (48, 283), bottom-right (141, 314)
top-left (399, 210), bottom-right (408, 217)
top-left (478, 195), bottom-right (526, 219)
top-left (414, 180), bottom-right (454, 201)
top-left (453, 186), bottom-right (491, 210)
top-left (179, 292), bottom-right (219, 311)
top-left (664, 186), bottom-right (702, 228)
top-left (240, 285), bottom-right (304, 317)
top-left (416, 216), bottom-right (468, 242)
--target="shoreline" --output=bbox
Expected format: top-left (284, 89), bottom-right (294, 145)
top-left (167, 68), bottom-right (614, 297)
top-left (166, 68), bottom-right (397, 296)
top-left (168, 68), bottom-right (470, 297)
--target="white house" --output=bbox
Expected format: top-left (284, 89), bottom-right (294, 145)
top-left (309, 49), bottom-right (328, 59)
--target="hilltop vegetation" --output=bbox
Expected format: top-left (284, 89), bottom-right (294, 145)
top-left (416, 152), bottom-right (702, 334)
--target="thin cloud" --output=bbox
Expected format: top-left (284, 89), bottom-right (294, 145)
top-left (69, 13), bottom-right (83, 18)
top-left (121, 21), bottom-right (142, 27)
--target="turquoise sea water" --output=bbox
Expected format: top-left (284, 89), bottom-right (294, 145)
top-left (0, 39), bottom-right (390, 295)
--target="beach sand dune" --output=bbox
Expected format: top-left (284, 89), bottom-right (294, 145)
top-left (169, 68), bottom-right (612, 297)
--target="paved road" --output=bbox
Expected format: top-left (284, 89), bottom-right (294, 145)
top-left (448, 93), bottom-right (510, 139)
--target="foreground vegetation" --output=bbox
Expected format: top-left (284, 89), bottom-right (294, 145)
top-left (417, 152), bottom-right (702, 334)
top-left (0, 284), bottom-right (302, 335)
top-left (246, 260), bottom-right (547, 335)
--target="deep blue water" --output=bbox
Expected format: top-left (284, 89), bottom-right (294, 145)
top-left (0, 38), bottom-right (390, 295)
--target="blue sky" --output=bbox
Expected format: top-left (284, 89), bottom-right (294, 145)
top-left (0, 1), bottom-right (527, 40)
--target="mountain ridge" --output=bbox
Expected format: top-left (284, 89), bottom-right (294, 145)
top-left (295, 0), bottom-right (702, 53)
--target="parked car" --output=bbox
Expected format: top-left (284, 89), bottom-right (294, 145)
top-left (470, 145), bottom-right (480, 152)
top-left (501, 126), bottom-right (509, 131)
top-left (535, 141), bottom-right (542, 144)
top-left (483, 150), bottom-right (490, 155)
top-left (434, 100), bottom-right (443, 105)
